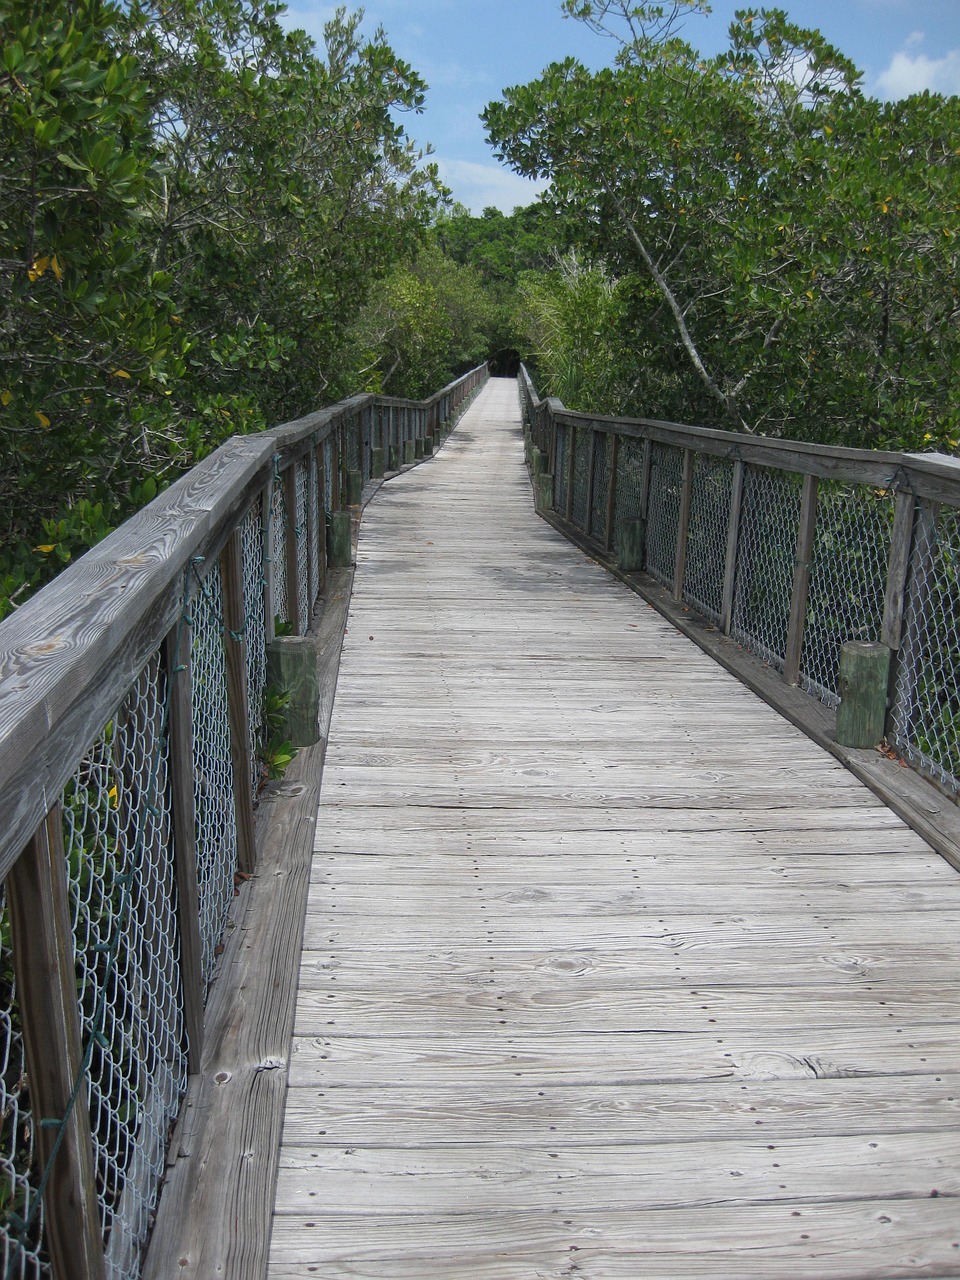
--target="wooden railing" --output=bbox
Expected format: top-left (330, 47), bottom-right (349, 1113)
top-left (520, 365), bottom-right (960, 808)
top-left (0, 363), bottom-right (487, 1280)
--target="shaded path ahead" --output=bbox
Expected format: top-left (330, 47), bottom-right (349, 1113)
top-left (268, 378), bottom-right (960, 1279)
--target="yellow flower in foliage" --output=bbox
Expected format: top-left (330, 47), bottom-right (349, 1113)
top-left (108, 785), bottom-right (119, 808)
top-left (34, 544), bottom-right (56, 554)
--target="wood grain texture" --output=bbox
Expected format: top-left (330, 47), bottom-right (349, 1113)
top-left (270, 379), bottom-right (960, 1280)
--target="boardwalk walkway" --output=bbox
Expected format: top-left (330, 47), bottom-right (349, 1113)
top-left (268, 378), bottom-right (960, 1279)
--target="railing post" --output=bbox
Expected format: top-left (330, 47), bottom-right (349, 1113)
top-left (565, 423), bottom-right (576, 522)
top-left (163, 622), bottom-right (206, 1067)
top-left (306, 441), bottom-right (319, 608)
top-left (604, 433), bottom-right (619, 555)
top-left (673, 448), bottom-right (694, 601)
top-left (283, 464), bottom-right (302, 634)
top-left (721, 459), bottom-right (745, 636)
top-left (8, 807), bottom-right (106, 1278)
top-left (639, 438), bottom-right (653, 520)
top-left (585, 428), bottom-right (598, 538)
top-left (784, 473), bottom-right (819, 686)
top-left (882, 489), bottom-right (917, 653)
top-left (889, 498), bottom-right (938, 744)
top-left (220, 528), bottom-right (258, 875)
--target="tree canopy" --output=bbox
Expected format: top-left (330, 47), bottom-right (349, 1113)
top-left (484, 2), bottom-right (960, 448)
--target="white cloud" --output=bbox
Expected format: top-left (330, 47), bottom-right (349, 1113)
top-left (436, 158), bottom-right (549, 214)
top-left (874, 47), bottom-right (960, 98)
top-left (906, 30), bottom-right (925, 47)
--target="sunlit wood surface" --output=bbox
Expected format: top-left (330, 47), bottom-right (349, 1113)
top-left (268, 378), bottom-right (960, 1279)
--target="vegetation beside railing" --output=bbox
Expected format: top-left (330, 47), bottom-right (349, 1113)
top-left (0, 363), bottom-right (487, 1280)
top-left (520, 364), bottom-right (960, 802)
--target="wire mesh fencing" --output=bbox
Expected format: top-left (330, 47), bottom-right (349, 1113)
top-left (645, 444), bottom-right (684, 588)
top-left (553, 423), bottom-right (569, 513)
top-left (61, 653), bottom-right (188, 1280)
top-left (732, 467), bottom-right (802, 671)
top-left (683, 454), bottom-right (733, 625)
top-left (800, 482), bottom-right (893, 706)
top-left (590, 432), bottom-right (610, 546)
top-left (270, 478), bottom-right (289, 631)
top-left (240, 499), bottom-right (268, 801)
top-left (294, 459), bottom-right (310, 635)
top-left (0, 890), bottom-right (47, 1280)
top-left (890, 501), bottom-right (960, 797)
top-left (611, 437), bottom-right (645, 557)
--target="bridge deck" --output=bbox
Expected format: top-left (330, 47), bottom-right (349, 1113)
top-left (268, 378), bottom-right (960, 1279)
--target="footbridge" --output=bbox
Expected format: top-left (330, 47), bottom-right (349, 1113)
top-left (1, 371), bottom-right (959, 1279)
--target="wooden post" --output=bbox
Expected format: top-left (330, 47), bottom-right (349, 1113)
top-left (163, 624), bottom-right (206, 1066)
top-left (315, 441), bottom-right (327, 598)
top-left (584, 429), bottom-right (598, 538)
top-left (639, 438), bottom-right (653, 520)
top-left (262, 478), bottom-right (276, 646)
top-left (721, 459), bottom-right (745, 636)
top-left (889, 499), bottom-right (938, 741)
top-left (535, 473), bottom-right (553, 513)
top-left (266, 638), bottom-right (319, 746)
top-left (531, 448), bottom-right (544, 477)
top-left (604, 433), bottom-right (619, 555)
top-left (220, 529), bottom-right (258, 876)
top-left (306, 445), bottom-right (319, 610)
top-left (619, 518), bottom-right (646, 573)
top-left (414, 436), bottom-right (424, 460)
top-left (837, 641), bottom-right (892, 747)
top-left (784, 474), bottom-right (820, 686)
top-left (282, 464), bottom-right (302, 635)
top-left (388, 444), bottom-right (400, 472)
top-left (424, 434), bottom-right (434, 456)
top-left (403, 440), bottom-right (415, 466)
top-left (673, 448), bottom-right (694, 601)
top-left (330, 429), bottom-right (341, 512)
top-left (371, 446), bottom-right (384, 479)
top-left (329, 510), bottom-right (352, 568)
top-left (565, 425), bottom-right (576, 522)
top-left (346, 470), bottom-right (362, 506)
top-left (882, 490), bottom-right (917, 652)
top-left (7, 808), bottom-right (106, 1279)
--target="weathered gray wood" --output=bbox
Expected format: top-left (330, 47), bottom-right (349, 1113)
top-left (618, 517), bottom-right (646, 572)
top-left (784, 473), bottom-right (819, 686)
top-left (584, 428), bottom-right (598, 537)
top-left (534, 472), bottom-right (553, 513)
top-left (371, 447), bottom-right (384, 479)
top-left (388, 444), bottom-right (400, 472)
top-left (882, 489), bottom-right (917, 651)
top-left (163, 622), bottom-right (205, 1067)
top-left (328, 511), bottom-right (352, 569)
top-left (673, 447), bottom-right (694, 599)
top-left (836, 641), bottom-right (892, 748)
top-left (403, 440), bottom-right (415, 466)
top-left (604, 431), bottom-right (619, 554)
top-left (220, 528), bottom-right (258, 875)
top-left (270, 379), bottom-right (960, 1280)
top-left (0, 436), bottom-right (274, 880)
top-left (346, 470), bottom-right (362, 505)
top-left (8, 807), bottom-right (105, 1279)
top-left (721, 457), bottom-right (745, 636)
top-left (266, 637), bottom-right (320, 747)
top-left (306, 444), bottom-right (319, 609)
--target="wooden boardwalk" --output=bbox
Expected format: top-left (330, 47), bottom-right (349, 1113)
top-left (268, 378), bottom-right (960, 1279)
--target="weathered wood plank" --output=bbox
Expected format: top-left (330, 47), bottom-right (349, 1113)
top-left (269, 379), bottom-right (960, 1280)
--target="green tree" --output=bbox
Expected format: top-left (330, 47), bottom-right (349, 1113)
top-left (484, 3), bottom-right (960, 448)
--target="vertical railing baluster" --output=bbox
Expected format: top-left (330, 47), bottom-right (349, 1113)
top-left (784, 474), bottom-right (819, 686)
top-left (8, 807), bottom-right (106, 1278)
top-left (220, 528), bottom-right (258, 874)
top-left (604, 433), bottom-right (619, 555)
top-left (164, 622), bottom-right (206, 1066)
top-left (673, 448), bottom-right (694, 600)
top-left (721, 458), bottom-right (745, 636)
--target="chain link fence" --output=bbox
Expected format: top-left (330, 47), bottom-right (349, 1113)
top-left (683, 453), bottom-right (733, 624)
top-left (590, 431), bottom-right (610, 546)
top-left (645, 444), bottom-right (683, 588)
top-left (731, 468), bottom-right (802, 671)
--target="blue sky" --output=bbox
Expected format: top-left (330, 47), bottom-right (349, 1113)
top-left (282, 1), bottom-right (960, 212)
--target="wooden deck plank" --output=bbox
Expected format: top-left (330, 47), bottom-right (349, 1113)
top-left (268, 378), bottom-right (960, 1280)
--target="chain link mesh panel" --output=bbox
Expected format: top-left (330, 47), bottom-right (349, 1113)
top-left (890, 502), bottom-right (960, 796)
top-left (240, 500), bottom-right (267, 801)
top-left (344, 417), bottom-right (360, 474)
top-left (189, 565), bottom-right (239, 987)
top-left (270, 479), bottom-right (289, 628)
top-left (62, 654), bottom-right (187, 1280)
top-left (645, 444), bottom-right (684, 587)
top-left (611, 437), bottom-right (645, 556)
top-left (0, 889), bottom-right (48, 1280)
top-left (362, 408), bottom-right (372, 481)
top-left (295, 460), bottom-right (309, 635)
top-left (590, 432), bottom-right (610, 546)
top-left (571, 428), bottom-right (590, 531)
top-left (553, 424), bottom-right (569, 513)
top-left (799, 482), bottom-right (893, 706)
top-left (683, 454), bottom-right (733, 624)
top-left (732, 467), bottom-right (802, 671)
